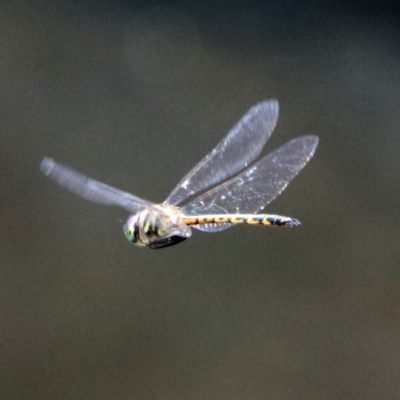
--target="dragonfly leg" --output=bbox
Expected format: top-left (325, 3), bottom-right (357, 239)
top-left (149, 235), bottom-right (188, 249)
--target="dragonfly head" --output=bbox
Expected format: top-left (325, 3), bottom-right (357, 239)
top-left (123, 215), bottom-right (144, 246)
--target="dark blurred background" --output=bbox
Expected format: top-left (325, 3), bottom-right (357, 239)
top-left (1, 1), bottom-right (399, 399)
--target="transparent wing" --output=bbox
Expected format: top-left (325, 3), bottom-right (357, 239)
top-left (182, 136), bottom-right (318, 231)
top-left (191, 222), bottom-right (232, 232)
top-left (40, 158), bottom-right (153, 213)
top-left (165, 100), bottom-right (279, 206)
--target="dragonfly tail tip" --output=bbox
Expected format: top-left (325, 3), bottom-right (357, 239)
top-left (288, 218), bottom-right (301, 227)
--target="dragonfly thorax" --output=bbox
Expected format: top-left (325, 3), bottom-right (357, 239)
top-left (123, 205), bottom-right (192, 249)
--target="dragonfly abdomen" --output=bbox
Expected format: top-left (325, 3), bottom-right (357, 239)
top-left (182, 214), bottom-right (300, 227)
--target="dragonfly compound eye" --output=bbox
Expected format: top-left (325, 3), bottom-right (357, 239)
top-left (123, 215), bottom-right (139, 243)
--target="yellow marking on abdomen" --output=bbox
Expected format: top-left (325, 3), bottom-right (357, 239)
top-left (213, 216), bottom-right (230, 223)
top-left (182, 217), bottom-right (199, 225)
top-left (246, 217), bottom-right (264, 225)
top-left (230, 216), bottom-right (244, 223)
top-left (198, 216), bottom-right (215, 224)
top-left (262, 217), bottom-right (273, 225)
top-left (182, 216), bottom-right (217, 225)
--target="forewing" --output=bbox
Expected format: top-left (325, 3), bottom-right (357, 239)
top-left (165, 100), bottom-right (279, 206)
top-left (182, 136), bottom-right (318, 221)
top-left (40, 158), bottom-right (153, 213)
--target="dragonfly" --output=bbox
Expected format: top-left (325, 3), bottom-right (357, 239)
top-left (40, 100), bottom-right (318, 249)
